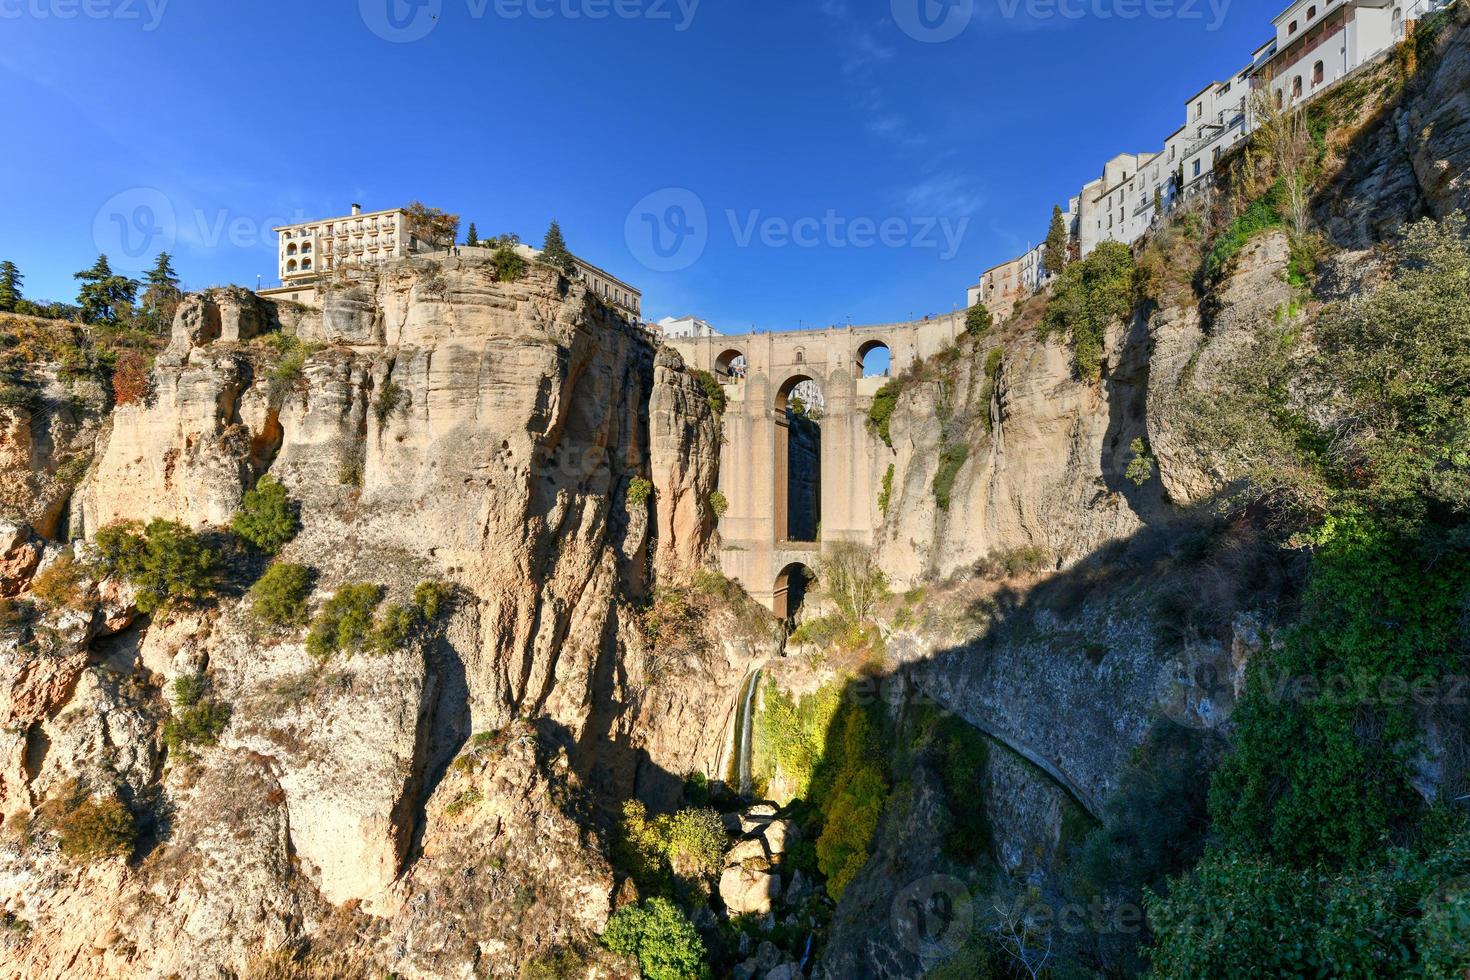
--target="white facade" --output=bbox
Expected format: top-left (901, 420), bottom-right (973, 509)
top-left (658, 315), bottom-right (721, 339)
top-left (966, 0), bottom-right (1451, 300)
top-left (273, 205), bottom-right (441, 285)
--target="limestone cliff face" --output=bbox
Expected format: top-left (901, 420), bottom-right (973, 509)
top-left (0, 258), bottom-right (762, 978)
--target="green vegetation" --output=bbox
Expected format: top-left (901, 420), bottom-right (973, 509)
top-left (878, 463), bottom-right (894, 516)
top-left (231, 476), bottom-right (300, 555)
top-left (601, 897), bottom-right (709, 980)
top-left (413, 580), bottom-right (453, 622)
top-left (491, 243), bottom-right (527, 282)
top-left (249, 562), bottom-right (315, 627)
top-left (692, 369), bottom-right (725, 416)
top-left (808, 692), bottom-right (889, 900)
top-left (1040, 240), bottom-right (1137, 381)
top-left (754, 683), bottom-right (841, 800)
top-left (628, 477), bottom-right (653, 507)
top-left (932, 442), bottom-right (969, 511)
top-left (519, 948), bottom-right (584, 980)
top-left (540, 220), bottom-right (577, 276)
top-left (74, 254), bottom-right (138, 325)
top-left (305, 583), bottom-right (384, 660)
top-left (964, 304), bottom-right (992, 336)
top-left (912, 707), bottom-right (993, 863)
top-left (54, 787), bottom-right (136, 862)
top-left (1204, 177), bottom-right (1287, 281)
top-left (92, 519), bottom-right (220, 614)
top-left (708, 489), bottom-right (728, 519)
top-left (1146, 215), bottom-right (1470, 974)
top-left (972, 545), bottom-right (1051, 580)
top-left (258, 333), bottom-right (319, 405)
top-left (867, 380), bottom-right (900, 448)
top-left (162, 673), bottom-right (231, 760)
top-left (1124, 437), bottom-right (1155, 486)
top-left (0, 261), bottom-right (22, 313)
top-left (1043, 203), bottom-right (1070, 276)
top-left (614, 800), bottom-right (728, 894)
top-left (373, 377), bottom-right (408, 428)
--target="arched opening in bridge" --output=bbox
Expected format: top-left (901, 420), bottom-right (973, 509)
top-left (857, 340), bottom-right (891, 378)
top-left (775, 375), bottom-right (822, 544)
top-left (773, 562), bottom-right (813, 621)
top-left (715, 348), bottom-right (747, 382)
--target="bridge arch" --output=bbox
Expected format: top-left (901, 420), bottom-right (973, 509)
top-left (857, 339), bottom-right (892, 378)
top-left (775, 374), bottom-right (822, 543)
top-left (715, 348), bottom-right (747, 381)
top-left (773, 561), bottom-right (814, 621)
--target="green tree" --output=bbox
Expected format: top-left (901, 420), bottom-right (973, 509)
top-left (230, 476), bottom-right (300, 554)
top-left (601, 897), bottom-right (709, 980)
top-left (74, 255), bottom-right (138, 325)
top-left (964, 304), bottom-right (993, 335)
top-left (0, 261), bottom-right (22, 312)
top-left (541, 220), bottom-right (576, 275)
top-left (464, 222), bottom-right (478, 247)
top-left (1043, 204), bottom-right (1069, 276)
top-left (137, 252), bottom-right (182, 332)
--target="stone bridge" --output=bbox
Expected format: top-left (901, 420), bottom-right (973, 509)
top-left (667, 314), bottom-right (963, 616)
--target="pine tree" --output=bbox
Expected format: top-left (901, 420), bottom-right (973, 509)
top-left (74, 255), bottom-right (139, 326)
top-left (0, 262), bottom-right (22, 313)
top-left (1043, 205), bottom-right (1069, 277)
top-left (541, 221), bottom-right (576, 276)
top-left (465, 223), bottom-right (479, 247)
top-left (138, 252), bottom-right (182, 333)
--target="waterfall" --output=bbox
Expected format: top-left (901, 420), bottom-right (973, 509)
top-left (728, 669), bottom-right (762, 797)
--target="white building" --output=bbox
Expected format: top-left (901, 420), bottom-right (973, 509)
top-left (263, 204), bottom-right (445, 304)
top-left (657, 315), bottom-right (721, 339)
top-left (963, 0), bottom-right (1451, 297)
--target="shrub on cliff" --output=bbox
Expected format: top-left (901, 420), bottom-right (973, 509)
top-left (867, 380), bottom-right (900, 448)
top-left (964, 304), bottom-right (993, 335)
top-left (491, 243), bottom-right (527, 282)
top-left (53, 785), bottom-right (136, 862)
top-left (31, 552), bottom-right (89, 610)
top-left (248, 562), bottom-right (314, 627)
top-left (809, 695), bottom-right (889, 901)
top-left (306, 583), bottom-right (384, 659)
top-left (1040, 240), bottom-right (1136, 381)
top-left (162, 673), bottom-right (231, 760)
top-left (92, 519), bottom-right (220, 613)
top-left (601, 897), bottom-right (710, 980)
top-left (231, 476), bottom-right (300, 555)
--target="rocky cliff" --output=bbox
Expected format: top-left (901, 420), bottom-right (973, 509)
top-left (0, 257), bottom-right (776, 978)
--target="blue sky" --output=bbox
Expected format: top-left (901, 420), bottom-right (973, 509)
top-left (1, 0), bottom-right (1271, 330)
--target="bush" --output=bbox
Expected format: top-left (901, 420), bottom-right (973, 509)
top-left (367, 602), bottom-right (414, 655)
top-left (665, 807), bottom-right (728, 878)
top-left (520, 948), bottom-right (583, 980)
top-left (231, 476), bottom-right (300, 555)
top-left (491, 244), bottom-right (527, 283)
top-left (92, 519), bottom-right (220, 614)
top-left (868, 380), bottom-right (901, 448)
top-left (1041, 241), bottom-right (1136, 381)
top-left (1204, 178), bottom-right (1286, 282)
top-left (628, 477), bottom-right (653, 507)
top-left (878, 463), bottom-right (894, 516)
top-left (31, 552), bottom-right (89, 609)
top-left (692, 370), bottom-right (725, 416)
top-left (708, 489), bottom-right (728, 519)
top-left (162, 698), bottom-right (231, 760)
top-left (54, 788), bottom-right (136, 862)
top-left (810, 696), bottom-right (889, 901)
top-left (964, 304), bottom-right (993, 335)
top-left (305, 583), bottom-right (384, 660)
top-left (972, 546), bottom-right (1051, 580)
top-left (110, 349), bottom-right (151, 406)
top-left (932, 442), bottom-right (969, 511)
top-left (413, 580), bottom-right (452, 621)
top-left (373, 378), bottom-right (408, 428)
top-left (613, 800), bottom-right (729, 891)
top-left (601, 897), bottom-right (709, 980)
top-left (1125, 437), bottom-right (1155, 486)
top-left (249, 562), bottom-right (314, 627)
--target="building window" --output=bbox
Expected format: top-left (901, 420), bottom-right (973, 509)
top-left (301, 242), bottom-right (312, 254)
top-left (301, 258), bottom-right (312, 271)
top-left (1313, 60), bottom-right (1324, 85)
top-left (1192, 160), bottom-right (1202, 177)
top-left (287, 259), bottom-right (298, 273)
top-left (1292, 76), bottom-right (1303, 99)
top-left (1276, 89), bottom-right (1284, 109)
top-left (1288, 19), bottom-right (1297, 33)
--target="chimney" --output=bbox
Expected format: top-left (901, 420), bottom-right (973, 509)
top-left (351, 203), bottom-right (362, 216)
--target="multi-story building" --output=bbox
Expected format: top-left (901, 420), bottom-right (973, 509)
top-left (262, 205), bottom-right (642, 320)
top-left (262, 204), bottom-right (445, 305)
top-left (964, 0), bottom-right (1451, 304)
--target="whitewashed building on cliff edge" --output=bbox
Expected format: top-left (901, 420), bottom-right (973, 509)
top-left (964, 0), bottom-right (1451, 307)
